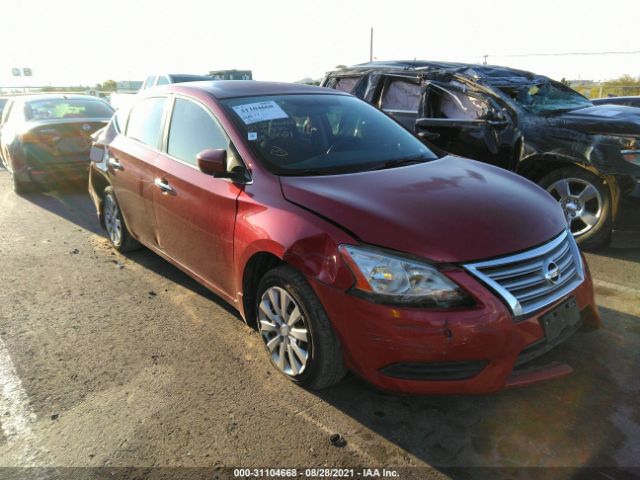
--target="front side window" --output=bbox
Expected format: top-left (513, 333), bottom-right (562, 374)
top-left (167, 98), bottom-right (228, 166)
top-left (143, 76), bottom-right (156, 89)
top-left (126, 97), bottom-right (166, 148)
top-left (1, 100), bottom-right (14, 124)
top-left (25, 99), bottom-right (113, 120)
top-left (223, 94), bottom-right (436, 176)
top-left (156, 76), bottom-right (169, 86)
top-left (381, 79), bottom-right (422, 112)
top-left (429, 88), bottom-right (491, 120)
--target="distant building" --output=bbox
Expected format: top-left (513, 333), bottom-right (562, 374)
top-left (208, 70), bottom-right (252, 80)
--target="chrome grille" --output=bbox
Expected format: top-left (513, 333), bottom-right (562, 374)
top-left (464, 230), bottom-right (585, 317)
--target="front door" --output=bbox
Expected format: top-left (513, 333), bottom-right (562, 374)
top-left (153, 96), bottom-right (243, 299)
top-left (378, 76), bottom-right (422, 130)
top-left (417, 81), bottom-right (517, 170)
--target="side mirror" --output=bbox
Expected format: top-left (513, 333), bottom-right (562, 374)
top-left (197, 149), bottom-right (227, 176)
top-left (89, 142), bottom-right (106, 163)
top-left (417, 130), bottom-right (440, 141)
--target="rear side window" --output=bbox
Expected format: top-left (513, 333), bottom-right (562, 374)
top-left (334, 76), bottom-right (360, 93)
top-left (381, 80), bottom-right (421, 112)
top-left (167, 98), bottom-right (228, 166)
top-left (126, 97), bottom-right (166, 148)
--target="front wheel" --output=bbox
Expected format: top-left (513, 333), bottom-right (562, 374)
top-left (256, 265), bottom-right (346, 390)
top-left (539, 167), bottom-right (611, 249)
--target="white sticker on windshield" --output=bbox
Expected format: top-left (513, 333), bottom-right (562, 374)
top-left (248, 132), bottom-right (258, 141)
top-left (233, 101), bottom-right (288, 125)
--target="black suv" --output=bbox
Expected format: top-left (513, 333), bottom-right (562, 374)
top-left (322, 61), bottom-right (640, 248)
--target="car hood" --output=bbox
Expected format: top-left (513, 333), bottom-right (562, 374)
top-left (548, 105), bottom-right (640, 135)
top-left (280, 156), bottom-right (567, 263)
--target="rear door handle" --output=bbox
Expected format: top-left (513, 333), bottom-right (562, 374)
top-left (108, 157), bottom-right (123, 170)
top-left (154, 178), bottom-right (173, 193)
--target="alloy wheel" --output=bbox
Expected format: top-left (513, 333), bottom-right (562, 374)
top-left (258, 286), bottom-right (310, 376)
top-left (546, 177), bottom-right (603, 236)
top-left (103, 194), bottom-right (123, 245)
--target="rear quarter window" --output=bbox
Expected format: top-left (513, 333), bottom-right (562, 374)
top-left (126, 97), bottom-right (167, 148)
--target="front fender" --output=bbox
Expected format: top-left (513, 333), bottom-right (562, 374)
top-left (233, 189), bottom-right (357, 314)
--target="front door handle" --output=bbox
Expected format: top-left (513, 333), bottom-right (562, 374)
top-left (154, 178), bottom-right (173, 193)
top-left (108, 157), bottom-right (123, 170)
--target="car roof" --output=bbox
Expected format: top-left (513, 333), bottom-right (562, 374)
top-left (16, 94), bottom-right (108, 103)
top-left (167, 80), bottom-right (348, 99)
top-left (331, 60), bottom-right (542, 86)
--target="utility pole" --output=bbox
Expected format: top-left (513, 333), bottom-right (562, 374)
top-left (370, 27), bottom-right (374, 62)
top-left (482, 54), bottom-right (488, 65)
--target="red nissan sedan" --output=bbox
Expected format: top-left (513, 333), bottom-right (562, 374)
top-left (88, 81), bottom-right (599, 394)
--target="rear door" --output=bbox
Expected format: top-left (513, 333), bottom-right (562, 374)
top-left (0, 99), bottom-right (17, 164)
top-left (378, 76), bottom-right (422, 130)
top-left (107, 96), bottom-right (168, 247)
top-left (417, 81), bottom-right (516, 169)
top-left (153, 95), bottom-right (243, 298)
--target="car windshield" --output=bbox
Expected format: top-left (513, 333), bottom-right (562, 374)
top-left (223, 94), bottom-right (436, 176)
top-left (25, 98), bottom-right (114, 120)
top-left (499, 80), bottom-right (593, 114)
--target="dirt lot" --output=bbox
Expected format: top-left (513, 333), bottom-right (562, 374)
top-left (0, 169), bottom-right (639, 479)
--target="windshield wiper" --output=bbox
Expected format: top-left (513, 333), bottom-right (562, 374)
top-left (367, 154), bottom-right (432, 171)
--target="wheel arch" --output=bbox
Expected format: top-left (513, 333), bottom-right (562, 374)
top-left (241, 251), bottom-right (286, 329)
top-left (515, 154), bottom-right (603, 184)
top-left (89, 169), bottom-right (111, 227)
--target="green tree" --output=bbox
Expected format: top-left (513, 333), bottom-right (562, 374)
top-left (599, 75), bottom-right (640, 98)
top-left (101, 80), bottom-right (118, 91)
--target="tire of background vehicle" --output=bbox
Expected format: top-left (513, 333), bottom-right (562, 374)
top-left (10, 170), bottom-right (32, 195)
top-left (538, 167), bottom-right (612, 249)
top-left (256, 265), bottom-right (347, 390)
top-left (102, 186), bottom-right (140, 253)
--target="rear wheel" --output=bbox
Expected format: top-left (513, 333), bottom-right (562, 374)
top-left (256, 265), bottom-right (346, 390)
top-left (10, 170), bottom-right (33, 195)
top-left (539, 167), bottom-right (611, 248)
top-left (103, 186), bottom-right (140, 252)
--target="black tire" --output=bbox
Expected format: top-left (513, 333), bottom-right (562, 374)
top-left (256, 265), bottom-right (346, 390)
top-left (102, 186), bottom-right (140, 253)
top-left (539, 167), bottom-right (611, 249)
top-left (10, 171), bottom-right (33, 195)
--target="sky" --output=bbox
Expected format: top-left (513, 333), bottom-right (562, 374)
top-left (0, 0), bottom-right (639, 87)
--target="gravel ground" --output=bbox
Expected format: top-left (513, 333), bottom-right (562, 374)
top-left (0, 169), bottom-right (638, 479)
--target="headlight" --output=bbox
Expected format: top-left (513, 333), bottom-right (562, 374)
top-left (339, 245), bottom-right (473, 308)
top-left (618, 137), bottom-right (640, 166)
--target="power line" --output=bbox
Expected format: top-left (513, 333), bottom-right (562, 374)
top-left (498, 50), bottom-right (640, 58)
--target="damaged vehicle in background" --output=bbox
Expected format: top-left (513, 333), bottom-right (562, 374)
top-left (88, 80), bottom-right (599, 394)
top-left (322, 61), bottom-right (640, 248)
top-left (0, 94), bottom-right (114, 193)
